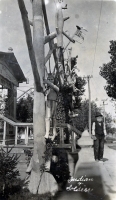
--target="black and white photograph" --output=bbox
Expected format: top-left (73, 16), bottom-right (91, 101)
top-left (0, 0), bottom-right (116, 199)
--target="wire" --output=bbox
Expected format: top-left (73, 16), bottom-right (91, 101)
top-left (25, 69), bottom-right (31, 75)
top-left (91, 0), bottom-right (103, 75)
top-left (91, 78), bottom-right (105, 100)
top-left (54, 0), bottom-right (57, 7)
top-left (27, 72), bottom-right (33, 78)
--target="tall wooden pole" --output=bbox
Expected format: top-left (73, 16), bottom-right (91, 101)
top-left (103, 101), bottom-right (105, 125)
top-left (18, 0), bottom-right (58, 195)
top-left (28, 0), bottom-right (46, 194)
top-left (55, 1), bottom-right (64, 86)
top-left (84, 75), bottom-right (92, 134)
top-left (17, 0), bottom-right (42, 92)
top-left (87, 75), bottom-right (92, 135)
top-left (102, 99), bottom-right (107, 130)
top-left (68, 47), bottom-right (72, 72)
top-left (42, 0), bottom-right (58, 67)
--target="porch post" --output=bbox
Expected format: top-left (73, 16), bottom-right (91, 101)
top-left (3, 121), bottom-right (6, 145)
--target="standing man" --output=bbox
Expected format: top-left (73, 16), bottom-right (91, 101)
top-left (91, 112), bottom-right (107, 162)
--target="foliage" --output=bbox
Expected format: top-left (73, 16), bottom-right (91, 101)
top-left (100, 40), bottom-right (116, 99)
top-left (56, 76), bottom-right (86, 124)
top-left (0, 94), bottom-right (7, 115)
top-left (1, 95), bottom-right (9, 116)
top-left (73, 79), bottom-right (86, 109)
top-left (8, 190), bottom-right (54, 200)
top-left (23, 148), bottom-right (33, 166)
top-left (72, 100), bottom-right (101, 132)
top-left (50, 148), bottom-right (70, 187)
top-left (0, 147), bottom-right (20, 198)
top-left (24, 143), bottom-right (70, 189)
top-left (107, 127), bottom-right (116, 136)
top-left (73, 76), bottom-right (86, 109)
top-left (105, 113), bottom-right (116, 135)
top-left (72, 100), bottom-right (115, 134)
top-left (16, 95), bottom-right (33, 122)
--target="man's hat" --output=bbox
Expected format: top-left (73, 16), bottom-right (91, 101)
top-left (95, 112), bottom-right (103, 118)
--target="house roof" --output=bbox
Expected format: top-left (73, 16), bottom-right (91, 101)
top-left (0, 51), bottom-right (27, 83)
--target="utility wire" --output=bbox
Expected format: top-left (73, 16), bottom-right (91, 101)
top-left (91, 0), bottom-right (103, 75)
top-left (25, 69), bottom-right (31, 75)
top-left (26, 72), bottom-right (33, 78)
top-left (91, 78), bottom-right (104, 97)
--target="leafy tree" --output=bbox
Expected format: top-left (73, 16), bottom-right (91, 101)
top-left (72, 100), bottom-right (101, 132)
top-left (0, 147), bottom-right (20, 198)
top-left (56, 75), bottom-right (86, 124)
top-left (74, 76), bottom-right (86, 108)
top-left (72, 99), bottom-right (114, 135)
top-left (71, 56), bottom-right (86, 109)
top-left (16, 95), bottom-right (33, 122)
top-left (100, 40), bottom-right (116, 99)
top-left (105, 113), bottom-right (116, 135)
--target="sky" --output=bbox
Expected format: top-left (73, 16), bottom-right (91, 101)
top-left (0, 0), bottom-right (116, 119)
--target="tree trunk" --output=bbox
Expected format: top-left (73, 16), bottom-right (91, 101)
top-left (28, 0), bottom-right (58, 194)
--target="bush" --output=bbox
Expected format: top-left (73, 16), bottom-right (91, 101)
top-left (8, 190), bottom-right (54, 200)
top-left (0, 147), bottom-right (20, 197)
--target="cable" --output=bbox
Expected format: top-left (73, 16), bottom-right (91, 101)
top-left (91, 78), bottom-right (105, 99)
top-left (26, 72), bottom-right (33, 78)
top-left (54, 0), bottom-right (57, 7)
top-left (91, 0), bottom-right (103, 75)
top-left (25, 69), bottom-right (31, 75)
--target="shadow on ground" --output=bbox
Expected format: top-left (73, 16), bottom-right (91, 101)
top-left (55, 162), bottom-right (112, 200)
top-left (102, 158), bottom-right (109, 162)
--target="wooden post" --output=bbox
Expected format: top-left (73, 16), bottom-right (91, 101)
top-left (55, 1), bottom-right (63, 48)
top-left (71, 131), bottom-right (75, 152)
top-left (60, 127), bottom-right (64, 144)
top-left (87, 76), bottom-right (91, 135)
top-left (18, 0), bottom-right (58, 195)
top-left (18, 0), bottom-right (42, 93)
top-left (55, 1), bottom-right (65, 86)
top-left (13, 86), bottom-right (17, 119)
top-left (42, 0), bottom-right (57, 64)
top-left (26, 126), bottom-right (29, 145)
top-left (67, 153), bottom-right (75, 177)
top-left (102, 100), bottom-right (107, 132)
top-left (68, 48), bottom-right (72, 72)
top-left (27, 0), bottom-right (58, 195)
top-left (3, 121), bottom-right (6, 146)
top-left (24, 127), bottom-right (29, 146)
top-left (15, 126), bottom-right (18, 145)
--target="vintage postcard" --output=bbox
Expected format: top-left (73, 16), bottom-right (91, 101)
top-left (0, 0), bottom-right (116, 200)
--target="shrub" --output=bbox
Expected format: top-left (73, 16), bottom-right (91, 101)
top-left (0, 147), bottom-right (20, 198)
top-left (8, 190), bottom-right (54, 200)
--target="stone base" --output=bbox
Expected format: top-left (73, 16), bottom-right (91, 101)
top-left (78, 130), bottom-right (93, 146)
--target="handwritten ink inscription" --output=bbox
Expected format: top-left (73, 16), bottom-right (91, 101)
top-left (66, 176), bottom-right (93, 192)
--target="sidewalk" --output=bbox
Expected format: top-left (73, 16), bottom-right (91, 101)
top-left (56, 144), bottom-right (116, 200)
top-left (15, 134), bottom-right (116, 200)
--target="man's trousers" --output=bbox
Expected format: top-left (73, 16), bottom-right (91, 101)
top-left (94, 137), bottom-right (104, 160)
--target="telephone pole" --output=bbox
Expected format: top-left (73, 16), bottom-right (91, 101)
top-left (101, 99), bottom-right (108, 128)
top-left (84, 75), bottom-right (92, 135)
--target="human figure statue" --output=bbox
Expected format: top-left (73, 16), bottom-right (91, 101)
top-left (44, 73), bottom-right (58, 141)
top-left (64, 56), bottom-right (79, 116)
